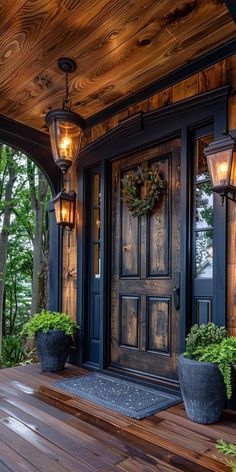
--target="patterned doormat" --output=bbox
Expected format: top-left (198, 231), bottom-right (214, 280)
top-left (55, 373), bottom-right (181, 419)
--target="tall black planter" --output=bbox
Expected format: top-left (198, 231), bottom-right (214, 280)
top-left (178, 354), bottom-right (226, 424)
top-left (36, 330), bottom-right (72, 372)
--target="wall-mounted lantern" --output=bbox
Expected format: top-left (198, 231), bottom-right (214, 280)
top-left (204, 133), bottom-right (236, 204)
top-left (52, 190), bottom-right (75, 230)
top-left (46, 57), bottom-right (86, 173)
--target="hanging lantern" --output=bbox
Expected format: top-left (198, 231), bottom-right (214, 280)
top-left (204, 133), bottom-right (236, 204)
top-left (46, 57), bottom-right (86, 173)
top-left (53, 190), bottom-right (75, 229)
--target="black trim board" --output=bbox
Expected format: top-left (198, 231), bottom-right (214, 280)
top-left (86, 39), bottom-right (236, 128)
top-left (0, 115), bottom-right (60, 194)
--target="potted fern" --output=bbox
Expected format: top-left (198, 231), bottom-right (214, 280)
top-left (178, 323), bottom-right (236, 424)
top-left (21, 310), bottom-right (79, 372)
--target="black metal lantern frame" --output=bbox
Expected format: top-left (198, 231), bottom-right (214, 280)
top-left (204, 132), bottom-right (236, 204)
top-left (52, 189), bottom-right (76, 230)
top-left (46, 57), bottom-right (86, 174)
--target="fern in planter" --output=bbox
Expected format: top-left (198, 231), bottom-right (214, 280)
top-left (188, 337), bottom-right (236, 399)
top-left (179, 323), bottom-right (236, 424)
top-left (185, 323), bottom-right (228, 358)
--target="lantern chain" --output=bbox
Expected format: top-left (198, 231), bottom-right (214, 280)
top-left (63, 71), bottom-right (71, 110)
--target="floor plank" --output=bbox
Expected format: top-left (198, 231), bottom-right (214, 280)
top-left (0, 363), bottom-right (233, 472)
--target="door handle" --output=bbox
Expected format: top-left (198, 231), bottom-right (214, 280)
top-left (173, 271), bottom-right (180, 310)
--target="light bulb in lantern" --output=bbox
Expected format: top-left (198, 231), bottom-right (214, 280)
top-left (60, 135), bottom-right (73, 159)
top-left (217, 161), bottom-right (228, 185)
top-left (61, 207), bottom-right (68, 221)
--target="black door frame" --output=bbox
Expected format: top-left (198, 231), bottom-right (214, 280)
top-left (77, 86), bottom-right (229, 383)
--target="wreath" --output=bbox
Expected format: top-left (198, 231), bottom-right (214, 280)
top-left (121, 165), bottom-right (166, 217)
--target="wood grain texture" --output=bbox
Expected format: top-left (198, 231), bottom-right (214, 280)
top-left (0, 363), bottom-right (234, 472)
top-left (111, 139), bottom-right (181, 380)
top-left (0, 0), bottom-right (235, 131)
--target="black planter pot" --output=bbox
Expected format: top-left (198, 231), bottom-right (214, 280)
top-left (35, 330), bottom-right (72, 372)
top-left (178, 354), bottom-right (226, 424)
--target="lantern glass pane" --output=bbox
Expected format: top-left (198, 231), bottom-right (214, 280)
top-left (54, 199), bottom-right (62, 224)
top-left (230, 150), bottom-right (236, 188)
top-left (49, 119), bottom-right (82, 165)
top-left (69, 200), bottom-right (74, 225)
top-left (62, 200), bottom-right (71, 223)
top-left (207, 149), bottom-right (231, 187)
top-left (54, 197), bottom-right (74, 225)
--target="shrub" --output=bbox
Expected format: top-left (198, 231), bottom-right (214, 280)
top-left (21, 310), bottom-right (79, 338)
top-left (185, 322), bottom-right (228, 359)
top-left (184, 323), bottom-right (236, 399)
top-left (1, 335), bottom-right (33, 368)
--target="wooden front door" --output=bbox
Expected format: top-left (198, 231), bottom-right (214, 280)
top-left (111, 138), bottom-right (181, 381)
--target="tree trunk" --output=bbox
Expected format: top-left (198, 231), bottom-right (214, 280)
top-left (30, 168), bottom-right (48, 315)
top-left (0, 149), bottom-right (16, 352)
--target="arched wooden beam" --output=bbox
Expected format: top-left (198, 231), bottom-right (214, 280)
top-left (0, 115), bottom-right (60, 195)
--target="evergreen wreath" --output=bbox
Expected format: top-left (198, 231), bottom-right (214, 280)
top-left (121, 165), bottom-right (166, 217)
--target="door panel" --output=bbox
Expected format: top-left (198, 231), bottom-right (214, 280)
top-left (111, 138), bottom-right (181, 381)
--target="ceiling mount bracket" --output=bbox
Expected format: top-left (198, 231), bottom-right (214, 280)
top-left (57, 57), bottom-right (77, 74)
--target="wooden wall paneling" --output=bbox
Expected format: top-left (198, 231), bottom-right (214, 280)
top-left (113, 110), bottom-right (129, 127)
top-left (228, 95), bottom-right (236, 129)
top-left (128, 99), bottom-right (149, 116)
top-left (198, 60), bottom-right (227, 94)
top-left (227, 202), bottom-right (236, 336)
top-left (173, 74), bottom-right (199, 102)
top-left (149, 87), bottom-right (173, 111)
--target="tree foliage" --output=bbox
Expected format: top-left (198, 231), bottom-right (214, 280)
top-left (0, 144), bottom-right (51, 354)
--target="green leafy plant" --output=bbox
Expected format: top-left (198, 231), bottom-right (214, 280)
top-left (185, 323), bottom-right (228, 358)
top-left (184, 323), bottom-right (236, 399)
top-left (215, 439), bottom-right (236, 471)
top-left (21, 310), bottom-right (79, 339)
top-left (1, 335), bottom-right (34, 368)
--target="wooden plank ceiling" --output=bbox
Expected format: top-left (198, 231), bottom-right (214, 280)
top-left (0, 0), bottom-right (235, 132)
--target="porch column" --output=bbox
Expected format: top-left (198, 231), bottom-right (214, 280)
top-left (48, 201), bottom-right (62, 312)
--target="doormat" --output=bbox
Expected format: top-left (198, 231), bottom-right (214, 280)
top-left (55, 373), bottom-right (181, 420)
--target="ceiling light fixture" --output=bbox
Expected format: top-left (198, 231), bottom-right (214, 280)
top-left (46, 57), bottom-right (86, 174)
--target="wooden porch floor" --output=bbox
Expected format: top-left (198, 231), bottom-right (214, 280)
top-left (0, 364), bottom-right (235, 472)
